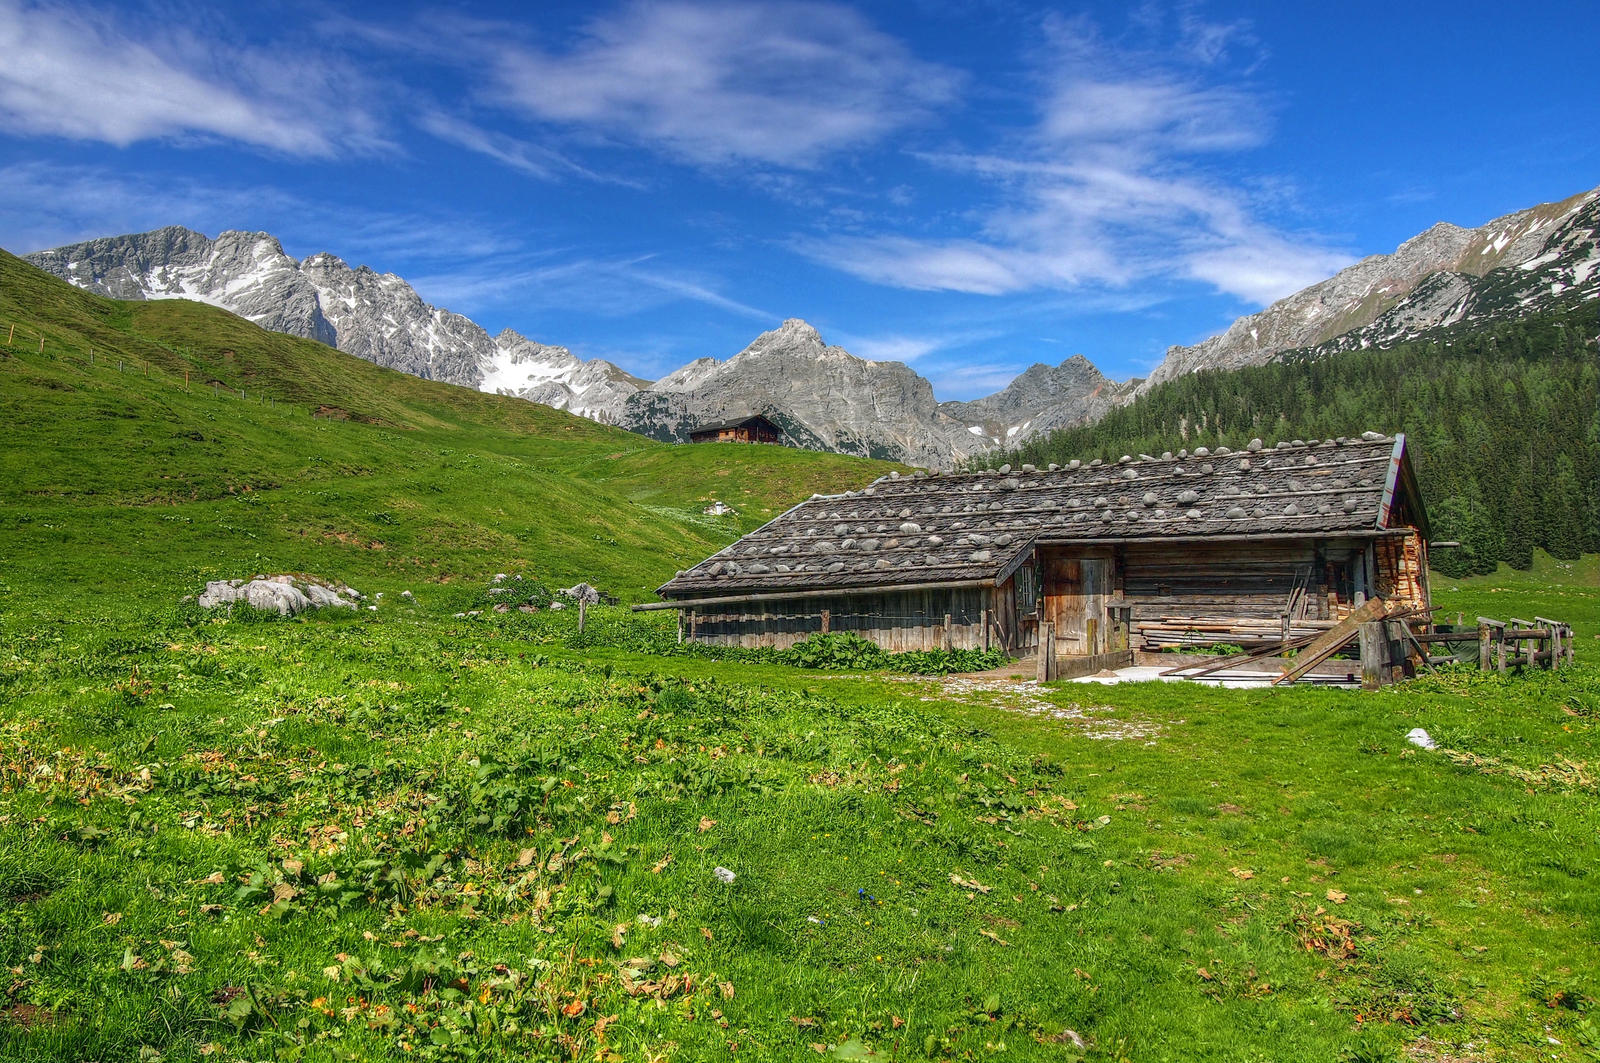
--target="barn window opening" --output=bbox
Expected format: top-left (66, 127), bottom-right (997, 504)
top-left (1016, 564), bottom-right (1038, 614)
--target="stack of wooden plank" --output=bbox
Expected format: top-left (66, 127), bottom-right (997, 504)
top-left (1136, 615), bottom-right (1335, 651)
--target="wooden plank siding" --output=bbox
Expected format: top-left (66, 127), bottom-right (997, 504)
top-left (1117, 539), bottom-right (1373, 651)
top-left (689, 587), bottom-right (993, 652)
top-left (685, 580), bottom-right (1040, 656)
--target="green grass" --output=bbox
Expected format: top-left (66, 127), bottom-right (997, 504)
top-left (3, 589), bottom-right (1598, 1062)
top-left (3, 251), bottom-right (1599, 1061)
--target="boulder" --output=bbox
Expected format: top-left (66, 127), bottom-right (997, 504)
top-left (559, 582), bottom-right (602, 605)
top-left (197, 575), bottom-right (359, 616)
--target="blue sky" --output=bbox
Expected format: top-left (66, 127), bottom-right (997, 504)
top-left (1, 0), bottom-right (1594, 398)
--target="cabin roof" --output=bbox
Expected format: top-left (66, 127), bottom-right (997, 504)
top-left (657, 433), bottom-right (1425, 600)
top-left (689, 413), bottom-right (782, 436)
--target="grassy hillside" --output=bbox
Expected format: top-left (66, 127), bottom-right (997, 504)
top-left (0, 250), bottom-right (892, 614)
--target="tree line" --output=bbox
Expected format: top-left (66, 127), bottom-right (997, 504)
top-left (990, 308), bottom-right (1599, 578)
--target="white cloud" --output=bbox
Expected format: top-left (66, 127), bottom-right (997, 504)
top-left (483, 0), bottom-right (959, 168)
top-left (926, 362), bottom-right (1028, 399)
top-left (0, 1), bottom-right (384, 156)
top-left (839, 334), bottom-right (945, 364)
top-left (409, 254), bottom-right (772, 324)
top-left (0, 162), bottom-right (514, 264)
top-left (415, 110), bottom-right (642, 187)
top-left (799, 10), bottom-right (1350, 308)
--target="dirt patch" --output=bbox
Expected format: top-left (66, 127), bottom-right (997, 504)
top-left (0, 1003), bottom-right (54, 1028)
top-left (899, 674), bottom-right (1161, 742)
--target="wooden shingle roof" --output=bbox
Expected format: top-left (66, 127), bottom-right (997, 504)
top-left (658, 433), bottom-right (1420, 600)
top-left (689, 414), bottom-right (782, 436)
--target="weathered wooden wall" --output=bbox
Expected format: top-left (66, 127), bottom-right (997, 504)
top-left (686, 587), bottom-right (996, 651)
top-left (683, 532), bottom-right (1426, 659)
top-left (987, 575), bottom-right (1039, 656)
top-left (1115, 539), bottom-right (1380, 650)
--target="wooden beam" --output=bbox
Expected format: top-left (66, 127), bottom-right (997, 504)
top-left (1037, 530), bottom-right (1410, 548)
top-left (633, 577), bottom-right (993, 610)
top-left (1273, 596), bottom-right (1389, 686)
top-left (1160, 630), bottom-right (1324, 679)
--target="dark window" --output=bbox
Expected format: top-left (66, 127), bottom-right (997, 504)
top-left (1015, 564), bottom-right (1038, 614)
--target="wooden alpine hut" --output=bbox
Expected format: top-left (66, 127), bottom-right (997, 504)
top-left (638, 433), bottom-right (1433, 675)
top-left (688, 413), bottom-right (784, 445)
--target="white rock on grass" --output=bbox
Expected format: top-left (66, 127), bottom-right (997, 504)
top-left (1406, 728), bottom-right (1436, 750)
top-left (560, 582), bottom-right (602, 605)
top-left (197, 576), bottom-right (359, 616)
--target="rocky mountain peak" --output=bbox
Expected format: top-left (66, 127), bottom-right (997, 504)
top-left (1139, 183), bottom-right (1600, 392)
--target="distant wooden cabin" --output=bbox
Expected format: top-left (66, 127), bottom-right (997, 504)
top-left (639, 434), bottom-right (1433, 674)
top-left (688, 414), bottom-right (783, 445)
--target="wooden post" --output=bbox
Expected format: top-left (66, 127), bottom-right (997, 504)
top-left (820, 608), bottom-right (830, 634)
top-left (676, 610), bottom-right (683, 644)
top-left (1037, 621), bottom-right (1055, 682)
top-left (1496, 631), bottom-right (1506, 673)
top-left (943, 613), bottom-right (953, 651)
top-left (1536, 617), bottom-right (1558, 671)
top-left (184, 370), bottom-right (189, 391)
top-left (983, 607), bottom-right (991, 652)
top-left (1477, 623), bottom-right (1491, 671)
top-left (1384, 620), bottom-right (1408, 682)
top-left (577, 598), bottom-right (586, 633)
top-left (689, 609), bottom-right (697, 641)
top-left (1359, 621), bottom-right (1386, 690)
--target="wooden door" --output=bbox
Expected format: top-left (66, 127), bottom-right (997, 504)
top-left (1044, 556), bottom-right (1111, 655)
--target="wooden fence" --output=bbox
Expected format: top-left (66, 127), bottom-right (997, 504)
top-left (1159, 605), bottom-right (1577, 689)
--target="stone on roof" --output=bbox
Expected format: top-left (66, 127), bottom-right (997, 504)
top-left (657, 435), bottom-right (1410, 599)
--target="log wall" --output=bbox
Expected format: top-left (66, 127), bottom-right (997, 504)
top-left (683, 579), bottom-right (1039, 656)
top-left (1121, 539), bottom-right (1366, 650)
top-left (687, 586), bottom-right (991, 652)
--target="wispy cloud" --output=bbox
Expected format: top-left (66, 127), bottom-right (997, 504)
top-left (479, 0), bottom-right (960, 168)
top-left (0, 162), bottom-right (516, 264)
top-left (0, 0), bottom-right (386, 156)
top-left (415, 110), bottom-right (643, 188)
top-left (798, 9), bottom-right (1351, 307)
top-left (839, 334), bottom-right (947, 364)
top-left (926, 362), bottom-right (1029, 399)
top-left (409, 254), bottom-right (772, 324)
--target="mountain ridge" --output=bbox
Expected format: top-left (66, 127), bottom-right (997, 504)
top-left (23, 181), bottom-right (1600, 468)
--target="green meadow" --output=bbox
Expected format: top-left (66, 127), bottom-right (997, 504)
top-left (2, 254), bottom-right (1598, 1061)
